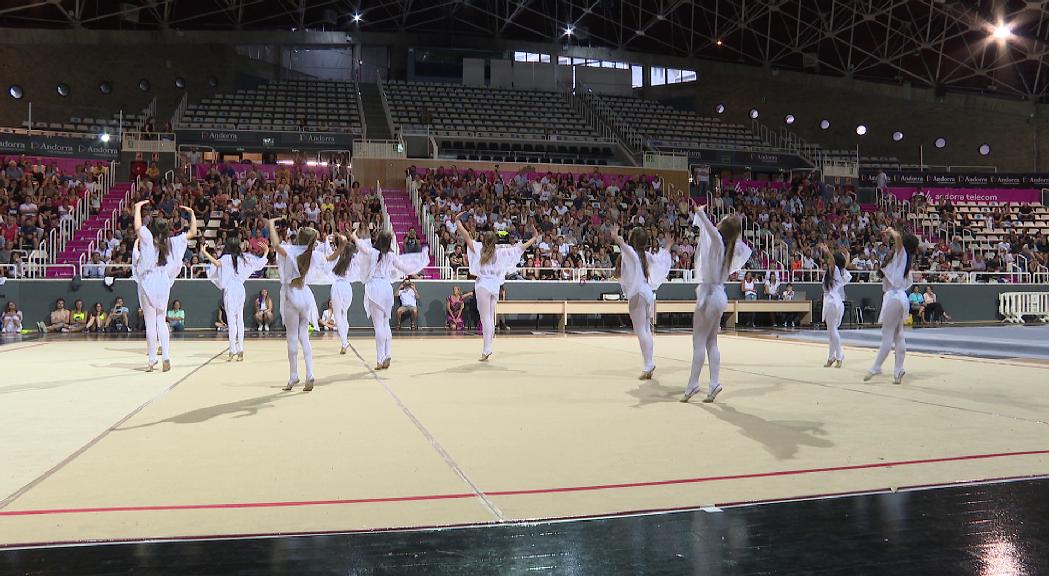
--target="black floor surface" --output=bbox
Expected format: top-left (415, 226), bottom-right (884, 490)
top-left (3, 477), bottom-right (1047, 575)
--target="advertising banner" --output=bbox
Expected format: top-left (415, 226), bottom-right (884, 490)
top-left (175, 129), bottom-right (356, 150)
top-left (861, 170), bottom-right (1049, 189)
top-left (0, 133), bottom-right (118, 160)
top-left (886, 186), bottom-right (1040, 203)
top-left (194, 163), bottom-right (333, 181)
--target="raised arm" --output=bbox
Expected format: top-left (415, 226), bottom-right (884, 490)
top-left (133, 199), bottom-right (150, 231)
top-left (662, 230), bottom-right (675, 253)
top-left (200, 244), bottom-right (221, 267)
top-left (520, 224), bottom-right (540, 251)
top-left (268, 218), bottom-right (287, 257)
top-left (326, 234), bottom-right (347, 262)
top-left (883, 227), bottom-right (903, 254)
top-left (454, 212), bottom-right (475, 248)
top-left (610, 224), bottom-right (629, 250)
top-left (691, 204), bottom-right (719, 238)
top-left (180, 205), bottom-right (199, 239)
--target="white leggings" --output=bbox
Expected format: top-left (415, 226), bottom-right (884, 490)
top-left (628, 295), bottom-right (655, 372)
top-left (476, 286), bottom-right (498, 356)
top-left (823, 299), bottom-right (845, 362)
top-left (282, 301), bottom-right (314, 383)
top-left (224, 290), bottom-right (246, 354)
top-left (367, 300), bottom-right (392, 365)
top-left (871, 295), bottom-right (906, 377)
top-left (686, 304), bottom-right (723, 395)
top-left (142, 293), bottom-right (171, 365)
top-left (331, 281), bottom-right (353, 349)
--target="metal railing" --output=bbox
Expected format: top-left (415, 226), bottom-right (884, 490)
top-left (353, 140), bottom-right (405, 158)
top-left (122, 131), bottom-right (177, 153)
top-left (407, 176), bottom-right (449, 279)
top-left (377, 81), bottom-right (395, 139)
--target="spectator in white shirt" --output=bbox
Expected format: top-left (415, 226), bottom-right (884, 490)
top-left (395, 278), bottom-right (419, 330)
top-left (82, 252), bottom-right (107, 279)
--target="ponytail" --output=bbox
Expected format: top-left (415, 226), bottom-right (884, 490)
top-left (333, 237), bottom-right (357, 277)
top-left (152, 218), bottom-right (172, 267)
top-left (290, 227), bottom-right (319, 288)
top-left (627, 227), bottom-right (650, 281)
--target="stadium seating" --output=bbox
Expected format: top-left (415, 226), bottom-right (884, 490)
top-left (179, 80), bottom-right (362, 133)
top-left (585, 94), bottom-right (763, 150)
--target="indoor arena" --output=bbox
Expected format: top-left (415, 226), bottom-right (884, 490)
top-left (1, 1), bottom-right (1048, 574)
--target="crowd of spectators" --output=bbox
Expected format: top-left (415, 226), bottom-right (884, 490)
top-left (1, 156), bottom-right (109, 277)
top-left (91, 161), bottom-right (385, 280)
top-left (415, 166), bottom-right (1047, 285)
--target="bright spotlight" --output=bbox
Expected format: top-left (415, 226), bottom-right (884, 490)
top-left (892, 131), bottom-right (904, 142)
top-left (784, 114), bottom-right (795, 125)
top-left (749, 108), bottom-right (759, 119)
top-left (992, 24), bottom-right (1012, 40)
top-left (716, 39), bottom-right (723, 46)
top-left (564, 25), bottom-right (574, 36)
top-left (99, 133), bottom-right (111, 143)
top-left (855, 124), bottom-right (868, 136)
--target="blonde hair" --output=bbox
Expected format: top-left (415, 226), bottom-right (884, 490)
top-left (290, 227), bottom-right (319, 288)
top-left (480, 231), bottom-right (497, 265)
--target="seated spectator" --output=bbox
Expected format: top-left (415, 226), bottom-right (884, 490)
top-left (105, 297), bottom-right (131, 332)
top-left (254, 289), bottom-right (274, 331)
top-left (921, 285), bottom-right (952, 323)
top-left (908, 286), bottom-right (925, 324)
top-left (167, 300), bottom-right (186, 332)
top-left (319, 300), bottom-right (337, 332)
top-left (446, 286), bottom-right (465, 331)
top-left (780, 283), bottom-right (800, 328)
top-left (741, 272), bottom-right (758, 300)
top-left (69, 299), bottom-right (87, 333)
top-left (37, 298), bottom-right (71, 333)
top-left (2, 301), bottom-right (22, 334)
top-left (85, 302), bottom-right (106, 332)
top-left (403, 228), bottom-right (421, 254)
top-left (82, 252), bottom-right (107, 279)
top-left (395, 278), bottom-right (419, 331)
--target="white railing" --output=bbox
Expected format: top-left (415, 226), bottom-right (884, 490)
top-left (376, 179), bottom-right (393, 236)
top-left (999, 292), bottom-right (1049, 324)
top-left (354, 85), bottom-right (368, 139)
top-left (377, 81), bottom-right (395, 139)
top-left (122, 131), bottom-right (177, 153)
top-left (407, 176), bottom-right (449, 279)
top-left (172, 92), bottom-right (189, 126)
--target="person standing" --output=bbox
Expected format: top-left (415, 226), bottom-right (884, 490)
top-left (132, 199), bottom-right (197, 372)
top-left (611, 224), bottom-right (674, 379)
top-left (682, 205), bottom-right (750, 404)
top-left (865, 228), bottom-right (919, 385)
top-left (203, 236), bottom-right (269, 361)
top-left (455, 214), bottom-right (539, 361)
top-left (819, 243), bottom-right (852, 367)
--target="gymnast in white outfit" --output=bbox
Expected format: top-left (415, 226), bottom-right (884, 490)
top-left (350, 229), bottom-right (430, 370)
top-left (611, 225), bottom-right (674, 379)
top-left (819, 243), bottom-right (852, 367)
top-left (202, 236), bottom-right (269, 362)
top-left (132, 200), bottom-right (198, 373)
top-left (682, 205), bottom-right (750, 403)
top-left (865, 228), bottom-right (919, 385)
top-left (455, 214), bottom-right (539, 361)
top-left (268, 218), bottom-right (331, 392)
top-left (324, 233), bottom-right (363, 355)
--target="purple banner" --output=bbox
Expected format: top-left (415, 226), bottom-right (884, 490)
top-left (194, 163), bottom-right (332, 181)
top-left (888, 186), bottom-right (1040, 203)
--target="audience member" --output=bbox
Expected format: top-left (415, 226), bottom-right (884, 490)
top-left (37, 298), bottom-right (71, 333)
top-left (85, 302), bottom-right (106, 332)
top-left (254, 288), bottom-right (274, 331)
top-left (395, 278), bottom-right (419, 330)
top-left (2, 301), bottom-right (22, 334)
top-left (446, 286), bottom-right (465, 331)
top-left (167, 300), bottom-right (186, 332)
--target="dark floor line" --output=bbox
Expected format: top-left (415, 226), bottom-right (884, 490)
top-left (0, 347), bottom-right (228, 511)
top-left (344, 340), bottom-right (506, 521)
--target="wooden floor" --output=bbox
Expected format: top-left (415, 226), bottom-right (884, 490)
top-left (2, 331), bottom-right (1048, 548)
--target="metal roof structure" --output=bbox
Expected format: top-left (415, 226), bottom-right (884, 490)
top-left (4, 1), bottom-right (1049, 98)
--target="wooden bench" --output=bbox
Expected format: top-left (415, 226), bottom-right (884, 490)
top-left (499, 300), bottom-right (812, 329)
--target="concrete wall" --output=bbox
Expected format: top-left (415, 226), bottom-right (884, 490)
top-left (646, 65), bottom-right (1039, 172)
top-left (4, 279), bottom-right (1045, 330)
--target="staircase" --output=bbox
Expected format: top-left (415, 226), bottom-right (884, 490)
top-left (381, 188), bottom-right (437, 279)
top-left (358, 83), bottom-right (393, 140)
top-left (50, 182), bottom-right (133, 278)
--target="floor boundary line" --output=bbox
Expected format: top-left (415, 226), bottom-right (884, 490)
top-left (1, 448), bottom-right (1045, 518)
top-left (345, 341), bottom-right (506, 521)
top-left (0, 347), bottom-right (227, 510)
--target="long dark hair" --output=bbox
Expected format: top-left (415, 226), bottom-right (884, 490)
top-left (224, 236), bottom-right (243, 274)
top-left (150, 217), bottom-right (171, 266)
top-left (824, 250), bottom-right (847, 291)
top-left (901, 232), bottom-right (920, 277)
top-left (290, 227), bottom-right (319, 288)
top-left (374, 230), bottom-right (393, 265)
top-left (717, 215), bottom-right (742, 274)
top-left (627, 227), bottom-right (650, 281)
top-left (333, 235), bottom-right (357, 277)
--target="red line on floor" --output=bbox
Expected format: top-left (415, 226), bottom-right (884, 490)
top-left (1, 448), bottom-right (1046, 518)
top-left (2, 473), bottom-right (1047, 550)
